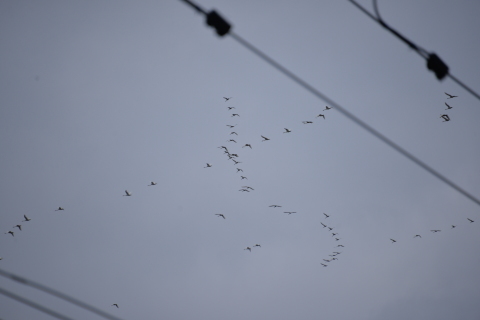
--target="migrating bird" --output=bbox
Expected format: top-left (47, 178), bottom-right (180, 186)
top-left (227, 139), bottom-right (237, 143)
top-left (335, 238), bottom-right (341, 241)
top-left (242, 144), bottom-right (252, 149)
top-left (323, 106), bottom-right (332, 111)
top-left (204, 163), bottom-right (212, 168)
top-left (445, 102), bottom-right (452, 110)
top-left (112, 304), bottom-right (119, 308)
top-left (123, 190), bottom-right (132, 196)
top-left (231, 114), bottom-right (240, 117)
top-left (328, 227), bottom-right (333, 231)
top-left (284, 211), bottom-right (296, 215)
top-left (430, 230), bottom-right (441, 233)
top-left (445, 92), bottom-right (457, 99)
top-left (6, 231), bottom-right (14, 237)
top-left (13, 225), bottom-right (22, 231)
top-left (261, 135), bottom-right (270, 142)
top-left (321, 223), bottom-right (327, 228)
top-left (467, 218), bottom-right (474, 223)
top-left (269, 205), bottom-right (282, 208)
top-left (226, 124), bottom-right (236, 128)
top-left (316, 114), bottom-right (325, 119)
top-left (223, 97), bottom-right (232, 101)
top-left (242, 186), bottom-right (254, 190)
top-left (55, 207), bottom-right (64, 211)
top-left (451, 225), bottom-right (456, 229)
top-left (414, 234), bottom-right (422, 238)
top-left (22, 215), bottom-right (31, 222)
top-left (239, 189), bottom-right (250, 192)
top-left (337, 245), bottom-right (344, 247)
top-left (227, 106), bottom-right (235, 110)
top-left (253, 244), bottom-right (261, 248)
top-left (232, 159), bottom-right (242, 165)
top-left (283, 128), bottom-right (291, 133)
top-left (236, 168), bottom-right (243, 172)
top-left (332, 233), bottom-right (338, 237)
top-left (302, 121), bottom-right (313, 124)
top-left (390, 239), bottom-right (397, 243)
top-left (440, 114), bottom-right (450, 122)
top-left (244, 247), bottom-right (252, 252)
top-left (241, 176), bottom-right (248, 180)
top-left (215, 214), bottom-right (226, 219)
top-left (323, 213), bottom-right (329, 218)
top-left (148, 182), bottom-right (157, 186)
top-left (230, 132), bottom-right (238, 135)
top-left (321, 263), bottom-right (328, 267)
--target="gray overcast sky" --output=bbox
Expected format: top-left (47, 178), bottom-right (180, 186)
top-left (1, 1), bottom-right (480, 319)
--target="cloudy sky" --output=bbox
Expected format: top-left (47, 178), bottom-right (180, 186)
top-left (1, 1), bottom-right (480, 319)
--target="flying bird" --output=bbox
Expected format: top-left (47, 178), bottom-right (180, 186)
top-left (232, 159), bottom-right (242, 165)
top-left (328, 227), bottom-right (333, 231)
top-left (231, 114), bottom-right (240, 117)
top-left (215, 214), bottom-right (226, 219)
top-left (223, 97), bottom-right (232, 101)
top-left (261, 135), bottom-right (270, 142)
top-left (321, 223), bottom-right (327, 228)
top-left (236, 168), bottom-right (243, 172)
top-left (451, 225), bottom-right (456, 229)
top-left (445, 103), bottom-right (452, 110)
top-left (244, 247), bottom-right (252, 252)
top-left (390, 239), bottom-right (396, 243)
top-left (284, 211), bottom-right (296, 214)
top-left (148, 182), bottom-right (157, 186)
top-left (414, 234), bottom-right (421, 238)
top-left (6, 231), bottom-right (14, 237)
top-left (269, 205), bottom-right (282, 208)
top-left (22, 215), bottom-right (31, 222)
top-left (302, 121), bottom-right (313, 124)
top-left (239, 188), bottom-right (250, 192)
top-left (13, 225), bottom-right (22, 231)
top-left (316, 114), bottom-right (325, 119)
top-left (440, 114), bottom-right (450, 122)
top-left (337, 245), bottom-right (344, 247)
top-left (204, 163), bottom-right (212, 168)
top-left (444, 92), bottom-right (457, 99)
top-left (55, 207), bottom-right (64, 211)
top-left (253, 244), bottom-right (261, 248)
top-left (467, 218), bottom-right (474, 223)
top-left (242, 186), bottom-right (254, 190)
top-left (123, 190), bottom-right (132, 196)
top-left (283, 128), bottom-right (291, 133)
top-left (335, 238), bottom-right (341, 241)
top-left (242, 144), bottom-right (252, 149)
top-left (323, 213), bottom-right (329, 218)
top-left (241, 176), bottom-right (248, 180)
top-left (227, 107), bottom-right (235, 110)
top-left (226, 125), bottom-right (236, 128)
top-left (321, 263), bottom-right (328, 267)
top-left (230, 132), bottom-right (238, 135)
top-left (430, 230), bottom-right (441, 233)
top-left (112, 304), bottom-right (119, 308)
top-left (227, 139), bottom-right (237, 143)
top-left (332, 233), bottom-right (338, 237)
top-left (323, 106), bottom-right (332, 111)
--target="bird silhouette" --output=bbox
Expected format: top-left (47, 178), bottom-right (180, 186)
top-left (335, 238), bottom-right (341, 241)
top-left (204, 163), bottom-right (212, 168)
top-left (226, 125), bottom-right (236, 128)
top-left (337, 245), bottom-right (344, 247)
top-left (231, 114), bottom-right (240, 117)
top-left (440, 114), bottom-right (450, 122)
top-left (302, 121), bottom-right (313, 124)
top-left (269, 205), bottom-right (282, 208)
top-left (284, 211), bottom-right (296, 214)
top-left (332, 233), bottom-right (338, 237)
top-left (283, 128), bottom-right (291, 133)
top-left (55, 207), bottom-right (64, 211)
top-left (227, 139), bottom-right (237, 143)
top-left (321, 263), bottom-right (328, 267)
top-left (430, 230), bottom-right (441, 233)
top-left (215, 214), bottom-right (226, 219)
top-left (321, 223), bottom-right (327, 228)
top-left (13, 225), bottom-right (22, 231)
top-left (261, 135), bottom-right (270, 142)
top-left (232, 159), bottom-right (242, 165)
top-left (444, 92), bottom-right (457, 99)
top-left (112, 304), bottom-right (119, 308)
top-left (230, 132), bottom-right (238, 135)
top-left (239, 188), bottom-right (250, 192)
top-left (323, 106), bottom-right (332, 111)
top-left (241, 176), bottom-right (248, 180)
top-left (467, 218), bottom-right (474, 223)
top-left (6, 231), bottom-right (14, 237)
top-left (148, 182), bottom-right (157, 186)
top-left (316, 114), bottom-right (325, 119)
top-left (123, 190), bottom-right (132, 196)
top-left (242, 186), bottom-right (254, 190)
top-left (323, 213), bottom-right (329, 218)
top-left (328, 227), bottom-right (333, 231)
top-left (227, 107), bottom-right (235, 110)
top-left (237, 168), bottom-right (243, 172)
top-left (22, 215), bottom-right (31, 222)
top-left (451, 225), bottom-right (456, 229)
top-left (445, 102), bottom-right (452, 110)
top-left (390, 239), bottom-right (396, 243)
top-left (223, 97), bottom-right (232, 101)
top-left (244, 247), bottom-right (252, 252)
top-left (253, 244), bottom-right (261, 248)
top-left (414, 234), bottom-right (421, 238)
top-left (242, 144), bottom-right (252, 149)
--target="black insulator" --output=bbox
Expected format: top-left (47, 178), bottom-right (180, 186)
top-left (427, 53), bottom-right (449, 80)
top-left (206, 10), bottom-right (231, 36)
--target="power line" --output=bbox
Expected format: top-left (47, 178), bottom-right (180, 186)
top-left (180, 0), bottom-right (480, 208)
top-left (0, 286), bottom-right (74, 320)
top-left (349, 0), bottom-right (480, 101)
top-left (0, 268), bottom-right (125, 320)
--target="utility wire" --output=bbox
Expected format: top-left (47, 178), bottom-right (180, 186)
top-left (0, 286), bottom-right (74, 320)
top-left (349, 0), bottom-right (480, 101)
top-left (180, 0), bottom-right (480, 208)
top-left (0, 268), bottom-right (125, 320)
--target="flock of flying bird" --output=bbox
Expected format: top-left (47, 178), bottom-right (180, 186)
top-left (204, 97), bottom-right (345, 264)
top-left (440, 92), bottom-right (458, 122)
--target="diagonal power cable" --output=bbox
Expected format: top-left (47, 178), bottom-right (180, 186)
top-left (0, 268), bottom-right (125, 320)
top-left (180, 0), bottom-right (480, 208)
